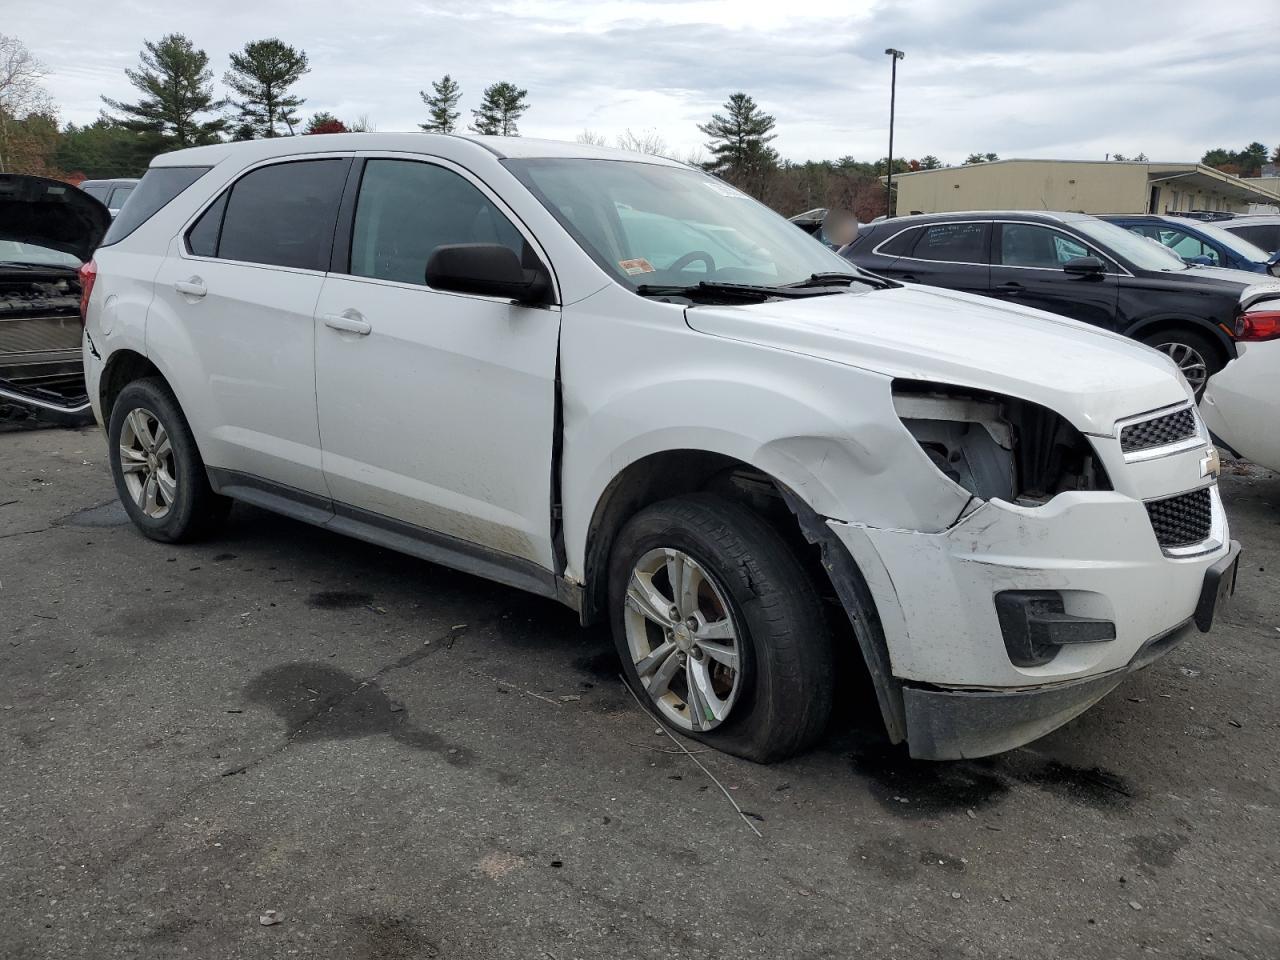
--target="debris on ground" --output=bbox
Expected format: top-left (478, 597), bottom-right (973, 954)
top-left (259, 910), bottom-right (283, 926)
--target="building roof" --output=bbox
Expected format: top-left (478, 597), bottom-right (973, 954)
top-left (889, 158), bottom-right (1280, 204)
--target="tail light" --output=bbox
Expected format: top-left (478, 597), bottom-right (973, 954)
top-left (78, 259), bottom-right (98, 326)
top-left (1234, 308), bottom-right (1280, 342)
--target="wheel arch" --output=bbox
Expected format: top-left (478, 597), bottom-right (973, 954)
top-left (99, 348), bottom-right (165, 422)
top-left (1122, 314), bottom-right (1236, 365)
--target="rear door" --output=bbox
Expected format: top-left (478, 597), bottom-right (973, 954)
top-left (874, 221), bottom-right (991, 295)
top-left (312, 155), bottom-right (562, 568)
top-left (149, 156), bottom-right (350, 496)
top-left (989, 221), bottom-right (1121, 330)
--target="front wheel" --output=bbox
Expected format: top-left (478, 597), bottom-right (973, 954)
top-left (609, 494), bottom-right (834, 762)
top-left (1141, 329), bottom-right (1224, 399)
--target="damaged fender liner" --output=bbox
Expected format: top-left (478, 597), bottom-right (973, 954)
top-left (902, 617), bottom-right (1199, 760)
top-left (780, 486), bottom-right (908, 744)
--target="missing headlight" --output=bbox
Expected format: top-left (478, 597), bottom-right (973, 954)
top-left (893, 381), bottom-right (1111, 506)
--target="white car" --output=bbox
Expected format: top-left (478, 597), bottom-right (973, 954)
top-left (80, 134), bottom-right (1240, 761)
top-left (1201, 306), bottom-right (1280, 472)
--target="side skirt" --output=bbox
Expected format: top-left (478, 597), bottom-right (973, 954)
top-left (207, 467), bottom-right (581, 612)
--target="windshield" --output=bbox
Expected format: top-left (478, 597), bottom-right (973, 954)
top-left (0, 238), bottom-right (81, 269)
top-left (1187, 220), bottom-right (1273, 263)
top-left (504, 158), bottom-right (859, 291)
top-left (1073, 218), bottom-right (1189, 271)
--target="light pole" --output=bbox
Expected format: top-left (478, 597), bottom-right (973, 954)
top-left (884, 47), bottom-right (905, 217)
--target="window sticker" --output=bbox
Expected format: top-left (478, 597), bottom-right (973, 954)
top-left (619, 257), bottom-right (656, 275)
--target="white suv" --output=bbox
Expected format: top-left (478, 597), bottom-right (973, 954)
top-left (81, 134), bottom-right (1240, 761)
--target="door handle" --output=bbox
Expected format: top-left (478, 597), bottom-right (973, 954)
top-left (996, 281), bottom-right (1025, 296)
top-left (323, 312), bottom-right (372, 336)
top-left (174, 278), bottom-right (206, 298)
top-left (899, 273), bottom-right (918, 282)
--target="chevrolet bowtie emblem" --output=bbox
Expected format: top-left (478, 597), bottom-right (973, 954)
top-left (1200, 447), bottom-right (1222, 479)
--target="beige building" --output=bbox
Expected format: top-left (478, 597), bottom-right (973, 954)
top-left (890, 159), bottom-right (1280, 217)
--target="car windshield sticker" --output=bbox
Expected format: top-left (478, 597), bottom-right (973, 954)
top-left (619, 258), bottom-right (656, 275)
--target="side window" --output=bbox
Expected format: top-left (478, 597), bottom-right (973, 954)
top-left (81, 184), bottom-right (109, 201)
top-left (108, 185), bottom-right (135, 210)
top-left (909, 222), bottom-right (988, 263)
top-left (1000, 223), bottom-right (1091, 268)
top-left (1231, 224), bottom-right (1280, 253)
top-left (877, 226), bottom-right (922, 256)
top-left (217, 159), bottom-right (349, 271)
top-left (349, 159), bottom-right (524, 286)
top-left (186, 192), bottom-right (228, 258)
top-left (1160, 229), bottom-right (1219, 265)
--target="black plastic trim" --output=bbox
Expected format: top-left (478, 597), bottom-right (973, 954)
top-left (206, 467), bottom-right (580, 610)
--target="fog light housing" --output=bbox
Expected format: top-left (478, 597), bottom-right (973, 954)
top-left (995, 590), bottom-right (1116, 667)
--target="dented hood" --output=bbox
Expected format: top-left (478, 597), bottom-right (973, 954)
top-left (684, 284), bottom-right (1190, 436)
top-left (0, 174), bottom-right (110, 263)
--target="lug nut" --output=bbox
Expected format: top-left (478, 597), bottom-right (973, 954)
top-left (690, 646), bottom-right (704, 661)
top-left (668, 605), bottom-right (680, 620)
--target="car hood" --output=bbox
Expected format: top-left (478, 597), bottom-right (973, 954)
top-left (684, 284), bottom-right (1190, 436)
top-left (0, 174), bottom-right (110, 263)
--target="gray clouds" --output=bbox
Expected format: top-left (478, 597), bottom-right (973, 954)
top-left (10, 0), bottom-right (1277, 164)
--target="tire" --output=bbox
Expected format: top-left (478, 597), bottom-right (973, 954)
top-left (1140, 328), bottom-right (1224, 399)
top-left (107, 377), bottom-right (230, 543)
top-left (609, 493), bottom-right (834, 762)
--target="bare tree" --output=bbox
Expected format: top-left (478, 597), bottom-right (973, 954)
top-left (617, 127), bottom-right (667, 156)
top-left (0, 34), bottom-right (55, 172)
top-left (575, 128), bottom-right (609, 146)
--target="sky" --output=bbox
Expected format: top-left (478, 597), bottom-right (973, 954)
top-left (9, 0), bottom-right (1279, 166)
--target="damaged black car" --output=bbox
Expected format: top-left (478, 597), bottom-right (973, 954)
top-left (0, 174), bottom-right (109, 422)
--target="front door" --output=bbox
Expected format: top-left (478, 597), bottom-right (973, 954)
top-left (989, 221), bottom-right (1121, 330)
top-left (313, 156), bottom-right (562, 568)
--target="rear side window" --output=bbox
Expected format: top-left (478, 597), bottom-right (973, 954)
top-left (108, 185), bottom-right (135, 210)
top-left (186, 192), bottom-right (228, 258)
top-left (101, 167), bottom-right (209, 245)
top-left (1228, 223), bottom-right (1280, 253)
top-left (81, 184), bottom-right (109, 201)
top-left (876, 226), bottom-right (922, 256)
top-left (216, 159), bottom-right (348, 271)
top-left (348, 159), bottom-right (524, 285)
top-left (910, 222), bottom-right (989, 263)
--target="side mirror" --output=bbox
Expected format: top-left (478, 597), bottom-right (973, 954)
top-left (1063, 256), bottom-right (1106, 277)
top-left (425, 243), bottom-right (552, 305)
top-left (1183, 254), bottom-right (1214, 266)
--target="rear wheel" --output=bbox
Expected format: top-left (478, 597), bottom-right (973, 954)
top-left (107, 378), bottom-right (230, 542)
top-left (609, 494), bottom-right (834, 762)
top-left (1141, 328), bottom-right (1223, 398)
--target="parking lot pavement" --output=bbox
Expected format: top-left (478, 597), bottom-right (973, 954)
top-left (1, 424), bottom-right (1277, 960)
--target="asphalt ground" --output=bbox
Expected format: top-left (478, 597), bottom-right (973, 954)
top-left (2, 421), bottom-right (1278, 960)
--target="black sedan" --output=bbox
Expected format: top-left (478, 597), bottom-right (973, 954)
top-left (841, 210), bottom-right (1280, 394)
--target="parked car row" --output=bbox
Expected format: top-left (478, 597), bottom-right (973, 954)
top-left (839, 209), bottom-right (1280, 395)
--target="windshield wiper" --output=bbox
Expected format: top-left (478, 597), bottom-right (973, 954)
top-left (785, 271), bottom-right (895, 290)
top-left (636, 280), bottom-right (859, 302)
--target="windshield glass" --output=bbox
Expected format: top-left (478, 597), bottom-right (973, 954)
top-left (504, 158), bottom-right (858, 290)
top-left (0, 238), bottom-right (81, 268)
top-left (1187, 220), bottom-right (1272, 263)
top-left (1073, 217), bottom-right (1189, 271)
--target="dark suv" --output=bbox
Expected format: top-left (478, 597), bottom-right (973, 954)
top-left (842, 210), bottom-right (1280, 394)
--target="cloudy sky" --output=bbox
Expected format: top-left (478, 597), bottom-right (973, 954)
top-left (10, 0), bottom-right (1279, 165)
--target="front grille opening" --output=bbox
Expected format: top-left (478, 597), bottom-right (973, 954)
top-left (1145, 488), bottom-right (1212, 548)
top-left (1121, 407), bottom-right (1197, 454)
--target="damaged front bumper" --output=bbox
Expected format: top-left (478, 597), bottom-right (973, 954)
top-left (829, 491), bottom-right (1237, 760)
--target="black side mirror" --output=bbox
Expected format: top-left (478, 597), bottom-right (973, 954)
top-left (425, 243), bottom-right (552, 305)
top-left (1063, 256), bottom-right (1106, 278)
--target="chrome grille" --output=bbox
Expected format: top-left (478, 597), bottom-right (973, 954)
top-left (1145, 488), bottom-right (1213, 549)
top-left (1120, 407), bottom-right (1197, 454)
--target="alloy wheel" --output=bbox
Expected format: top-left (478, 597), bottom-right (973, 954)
top-left (1153, 341), bottom-right (1209, 394)
top-left (623, 547), bottom-right (742, 732)
top-left (118, 406), bottom-right (178, 520)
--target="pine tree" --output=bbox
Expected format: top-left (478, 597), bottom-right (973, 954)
top-left (697, 93), bottom-right (778, 176)
top-left (470, 82), bottom-right (528, 136)
top-left (419, 74), bottom-right (461, 133)
top-left (101, 34), bottom-right (226, 147)
top-left (919, 155), bottom-right (943, 170)
top-left (223, 39), bottom-right (309, 138)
